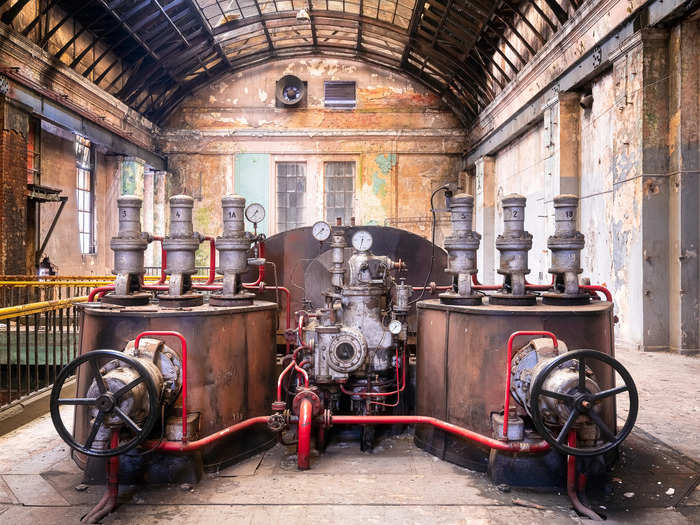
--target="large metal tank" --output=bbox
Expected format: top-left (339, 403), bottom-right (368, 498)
top-left (73, 300), bottom-right (278, 478)
top-left (414, 298), bottom-right (615, 476)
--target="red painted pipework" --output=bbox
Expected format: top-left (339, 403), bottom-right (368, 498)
top-left (328, 414), bottom-right (550, 453)
top-left (151, 236), bottom-right (166, 284)
top-left (83, 431), bottom-right (120, 523)
top-left (145, 416), bottom-right (269, 453)
top-left (567, 433), bottom-right (603, 520)
top-left (503, 331), bottom-right (558, 438)
top-left (297, 398), bottom-right (313, 470)
top-left (294, 360), bottom-right (310, 388)
top-left (276, 346), bottom-right (307, 402)
top-left (203, 236), bottom-right (216, 285)
top-left (243, 241), bottom-right (265, 287)
top-left (88, 285), bottom-right (115, 302)
top-left (580, 284), bottom-right (612, 302)
top-left (134, 331), bottom-right (188, 442)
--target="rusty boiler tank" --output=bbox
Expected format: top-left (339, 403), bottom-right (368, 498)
top-left (66, 194), bottom-right (278, 482)
top-left (415, 194), bottom-right (635, 489)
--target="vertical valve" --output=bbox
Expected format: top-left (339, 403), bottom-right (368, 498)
top-left (210, 195), bottom-right (255, 306)
top-left (492, 194), bottom-right (535, 305)
top-left (329, 228), bottom-right (347, 289)
top-left (160, 195), bottom-right (204, 307)
top-left (107, 195), bottom-right (151, 305)
top-left (543, 194), bottom-right (588, 305)
top-left (439, 193), bottom-right (482, 305)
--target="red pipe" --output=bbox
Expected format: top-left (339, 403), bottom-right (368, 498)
top-left (134, 331), bottom-right (188, 442)
top-left (297, 398), bottom-right (313, 470)
top-left (328, 415), bottom-right (550, 453)
top-left (88, 285), bottom-right (114, 302)
top-left (145, 416), bottom-right (269, 453)
top-left (567, 433), bottom-right (603, 520)
top-left (503, 331), bottom-right (558, 438)
top-left (580, 284), bottom-right (612, 302)
top-left (243, 240), bottom-right (265, 287)
top-left (276, 346), bottom-right (307, 402)
top-left (369, 345), bottom-right (407, 408)
top-left (294, 359), bottom-right (310, 388)
top-left (203, 236), bottom-right (216, 285)
top-left (151, 236), bottom-right (166, 285)
top-left (83, 431), bottom-right (120, 523)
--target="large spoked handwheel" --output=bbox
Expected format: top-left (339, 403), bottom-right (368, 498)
top-left (50, 349), bottom-right (160, 457)
top-left (530, 349), bottom-right (638, 457)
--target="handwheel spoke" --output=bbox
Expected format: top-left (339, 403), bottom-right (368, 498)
top-left (113, 376), bottom-right (144, 399)
top-left (589, 410), bottom-right (616, 442)
top-left (58, 397), bottom-right (96, 406)
top-left (114, 407), bottom-right (142, 434)
top-left (84, 412), bottom-right (105, 449)
top-left (556, 408), bottom-right (579, 444)
top-left (593, 385), bottom-right (628, 400)
top-left (89, 360), bottom-right (107, 394)
top-left (578, 357), bottom-right (586, 390)
top-left (540, 389), bottom-right (574, 402)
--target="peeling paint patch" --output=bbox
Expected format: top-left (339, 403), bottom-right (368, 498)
top-left (258, 89), bottom-right (268, 103)
top-left (371, 153), bottom-right (397, 198)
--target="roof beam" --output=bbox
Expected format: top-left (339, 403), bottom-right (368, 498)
top-left (524, 0), bottom-right (557, 33)
top-left (21, 0), bottom-right (59, 36)
top-left (400, 0), bottom-right (425, 66)
top-left (356, 0), bottom-right (363, 50)
top-left (541, 0), bottom-right (568, 25)
top-left (1, 0), bottom-right (31, 25)
top-left (55, 12), bottom-right (110, 60)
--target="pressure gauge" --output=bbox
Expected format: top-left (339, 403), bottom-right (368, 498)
top-left (351, 230), bottom-right (373, 252)
top-left (245, 203), bottom-right (265, 224)
top-left (388, 319), bottom-right (402, 335)
top-left (311, 221), bottom-right (331, 242)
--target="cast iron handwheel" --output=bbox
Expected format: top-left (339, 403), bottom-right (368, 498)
top-left (530, 349), bottom-right (638, 457)
top-left (50, 349), bottom-right (160, 457)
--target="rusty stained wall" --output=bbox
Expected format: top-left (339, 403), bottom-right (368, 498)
top-left (160, 58), bottom-right (465, 264)
top-left (39, 131), bottom-right (120, 276)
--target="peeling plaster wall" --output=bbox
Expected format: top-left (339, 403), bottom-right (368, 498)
top-left (160, 58), bottom-right (465, 262)
top-left (39, 133), bottom-right (120, 276)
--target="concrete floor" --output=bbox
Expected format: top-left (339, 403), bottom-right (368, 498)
top-left (0, 346), bottom-right (698, 524)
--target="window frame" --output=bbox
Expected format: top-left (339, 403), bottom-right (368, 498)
top-left (275, 161), bottom-right (308, 234)
top-left (75, 135), bottom-right (96, 255)
top-left (323, 161), bottom-right (355, 226)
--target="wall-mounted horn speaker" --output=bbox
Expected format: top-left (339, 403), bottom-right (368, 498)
top-left (275, 75), bottom-right (307, 108)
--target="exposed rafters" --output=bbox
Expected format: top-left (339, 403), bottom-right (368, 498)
top-left (1, 0), bottom-right (584, 125)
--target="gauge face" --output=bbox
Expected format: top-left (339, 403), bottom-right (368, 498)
top-left (245, 203), bottom-right (265, 224)
top-left (388, 319), bottom-right (402, 335)
top-left (311, 221), bottom-right (331, 241)
top-left (351, 230), bottom-right (373, 252)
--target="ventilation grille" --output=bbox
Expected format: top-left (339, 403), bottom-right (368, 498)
top-left (324, 81), bottom-right (356, 109)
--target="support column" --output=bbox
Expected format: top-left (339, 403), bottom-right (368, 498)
top-left (153, 170), bottom-right (167, 269)
top-left (0, 93), bottom-right (28, 275)
top-left (610, 29), bottom-right (670, 352)
top-left (668, 20), bottom-right (699, 355)
top-left (474, 156), bottom-right (495, 283)
top-left (120, 156), bottom-right (145, 197)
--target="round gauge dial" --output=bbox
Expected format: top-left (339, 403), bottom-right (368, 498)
top-left (388, 319), bottom-right (403, 335)
top-left (245, 203), bottom-right (265, 224)
top-left (351, 230), bottom-right (373, 252)
top-left (311, 221), bottom-right (331, 241)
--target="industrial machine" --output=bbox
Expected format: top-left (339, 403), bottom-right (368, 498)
top-left (50, 187), bottom-right (638, 523)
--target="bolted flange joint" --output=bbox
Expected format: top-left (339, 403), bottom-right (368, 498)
top-left (107, 195), bottom-right (152, 304)
top-left (439, 193), bottom-right (482, 305)
top-left (292, 386), bottom-right (322, 416)
top-left (544, 194), bottom-right (587, 304)
top-left (493, 194), bottom-right (535, 304)
top-left (211, 195), bottom-right (256, 306)
top-left (161, 195), bottom-right (204, 304)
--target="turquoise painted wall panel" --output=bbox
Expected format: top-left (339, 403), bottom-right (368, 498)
top-left (235, 153), bottom-right (270, 234)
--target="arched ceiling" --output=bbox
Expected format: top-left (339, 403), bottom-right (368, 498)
top-left (4, 0), bottom-right (581, 126)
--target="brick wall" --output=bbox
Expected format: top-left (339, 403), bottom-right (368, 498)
top-left (0, 118), bottom-right (28, 275)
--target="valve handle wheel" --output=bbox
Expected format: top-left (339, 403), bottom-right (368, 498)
top-left (529, 349), bottom-right (638, 457)
top-left (50, 349), bottom-right (160, 457)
